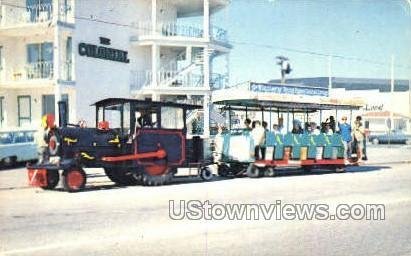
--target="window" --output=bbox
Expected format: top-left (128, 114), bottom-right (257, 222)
top-left (18, 96), bottom-right (31, 126)
top-left (161, 107), bottom-right (184, 129)
top-left (26, 0), bottom-right (52, 22)
top-left (0, 46), bottom-right (3, 72)
top-left (42, 94), bottom-right (69, 119)
top-left (65, 37), bottom-right (72, 80)
top-left (104, 104), bottom-right (122, 129)
top-left (0, 96), bottom-right (4, 128)
top-left (27, 42), bottom-right (53, 79)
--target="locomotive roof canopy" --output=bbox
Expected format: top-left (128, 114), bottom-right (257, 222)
top-left (92, 98), bottom-right (202, 110)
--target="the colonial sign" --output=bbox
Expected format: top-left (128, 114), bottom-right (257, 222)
top-left (78, 37), bottom-right (129, 63)
top-left (250, 82), bottom-right (329, 97)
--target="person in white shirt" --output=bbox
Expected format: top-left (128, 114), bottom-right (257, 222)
top-left (251, 121), bottom-right (266, 160)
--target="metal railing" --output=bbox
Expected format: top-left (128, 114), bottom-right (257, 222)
top-left (136, 21), bottom-right (228, 43)
top-left (25, 61), bottom-right (53, 80)
top-left (130, 69), bottom-right (206, 91)
top-left (61, 60), bottom-right (73, 81)
top-left (0, 1), bottom-right (73, 27)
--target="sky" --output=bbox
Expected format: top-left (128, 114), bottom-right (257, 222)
top-left (211, 0), bottom-right (411, 84)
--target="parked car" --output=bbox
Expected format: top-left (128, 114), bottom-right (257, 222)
top-left (0, 130), bottom-right (39, 167)
top-left (368, 130), bottom-right (409, 145)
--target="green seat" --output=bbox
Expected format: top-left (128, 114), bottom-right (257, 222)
top-left (301, 134), bottom-right (317, 159)
top-left (330, 134), bottom-right (345, 159)
top-left (284, 133), bottom-right (302, 159)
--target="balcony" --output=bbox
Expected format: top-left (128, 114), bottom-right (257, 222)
top-left (130, 69), bottom-right (207, 92)
top-left (133, 21), bottom-right (229, 46)
top-left (0, 60), bottom-right (74, 88)
top-left (130, 70), bottom-right (228, 93)
top-left (0, 1), bottom-right (74, 36)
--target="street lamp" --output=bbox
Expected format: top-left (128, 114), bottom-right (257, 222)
top-left (276, 56), bottom-right (292, 84)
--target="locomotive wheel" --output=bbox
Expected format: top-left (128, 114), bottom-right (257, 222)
top-left (140, 164), bottom-right (173, 186)
top-left (62, 168), bottom-right (86, 192)
top-left (200, 166), bottom-right (213, 181)
top-left (104, 167), bottom-right (139, 186)
top-left (41, 170), bottom-right (60, 190)
top-left (217, 164), bottom-right (229, 177)
top-left (246, 164), bottom-right (260, 178)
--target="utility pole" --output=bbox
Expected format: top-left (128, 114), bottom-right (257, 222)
top-left (328, 55), bottom-right (332, 95)
top-left (390, 55), bottom-right (395, 133)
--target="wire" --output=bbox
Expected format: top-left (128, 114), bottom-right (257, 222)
top-left (1, 2), bottom-right (410, 70)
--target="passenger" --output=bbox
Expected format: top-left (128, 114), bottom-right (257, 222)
top-left (291, 120), bottom-right (303, 134)
top-left (273, 124), bottom-right (281, 135)
top-left (261, 121), bottom-right (268, 159)
top-left (251, 120), bottom-right (266, 160)
top-left (278, 117), bottom-right (287, 134)
top-left (244, 118), bottom-right (252, 131)
top-left (324, 123), bottom-right (334, 135)
top-left (327, 116), bottom-right (336, 133)
top-left (356, 115), bottom-right (367, 161)
top-left (338, 116), bottom-right (352, 163)
top-left (353, 119), bottom-right (365, 163)
top-left (310, 122), bottom-right (321, 135)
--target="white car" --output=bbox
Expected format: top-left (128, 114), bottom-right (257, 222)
top-left (0, 130), bottom-right (39, 167)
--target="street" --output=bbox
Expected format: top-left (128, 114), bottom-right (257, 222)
top-left (0, 145), bottom-right (410, 256)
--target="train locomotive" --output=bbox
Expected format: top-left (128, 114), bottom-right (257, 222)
top-left (27, 98), bottom-right (213, 192)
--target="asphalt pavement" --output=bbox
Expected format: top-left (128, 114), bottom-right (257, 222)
top-left (0, 144), bottom-right (410, 256)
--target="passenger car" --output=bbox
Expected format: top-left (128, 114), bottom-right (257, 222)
top-left (368, 130), bottom-right (409, 144)
top-left (0, 130), bottom-right (38, 167)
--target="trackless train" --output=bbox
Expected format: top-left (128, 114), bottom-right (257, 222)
top-left (27, 95), bottom-right (362, 192)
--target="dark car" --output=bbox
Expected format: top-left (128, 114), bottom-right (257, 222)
top-left (368, 130), bottom-right (409, 144)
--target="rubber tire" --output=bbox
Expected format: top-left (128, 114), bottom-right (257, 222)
top-left (246, 164), bottom-right (260, 178)
top-left (1, 156), bottom-right (16, 168)
top-left (62, 168), bottom-right (87, 192)
top-left (200, 166), bottom-right (213, 181)
top-left (302, 166), bottom-right (312, 173)
top-left (335, 167), bottom-right (346, 173)
top-left (265, 167), bottom-right (276, 177)
top-left (372, 138), bottom-right (379, 145)
top-left (41, 170), bottom-right (60, 190)
top-left (104, 167), bottom-right (139, 186)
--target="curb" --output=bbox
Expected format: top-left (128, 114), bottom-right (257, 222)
top-left (364, 160), bottom-right (411, 166)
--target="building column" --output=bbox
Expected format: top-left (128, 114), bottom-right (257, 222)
top-left (203, 0), bottom-right (210, 40)
top-left (225, 53), bottom-right (230, 89)
top-left (203, 94), bottom-right (210, 138)
top-left (152, 44), bottom-right (159, 87)
top-left (151, 0), bottom-right (157, 35)
top-left (203, 46), bottom-right (210, 90)
top-left (53, 1), bottom-right (61, 124)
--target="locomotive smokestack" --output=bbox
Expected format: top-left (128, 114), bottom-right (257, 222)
top-left (58, 100), bottom-right (68, 127)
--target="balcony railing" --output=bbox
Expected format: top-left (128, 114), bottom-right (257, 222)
top-left (0, 1), bottom-right (73, 28)
top-left (136, 21), bottom-right (228, 43)
top-left (130, 70), bottom-right (206, 91)
top-left (25, 61), bottom-right (53, 80)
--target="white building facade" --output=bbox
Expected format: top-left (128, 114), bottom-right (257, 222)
top-left (0, 0), bottom-right (231, 136)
